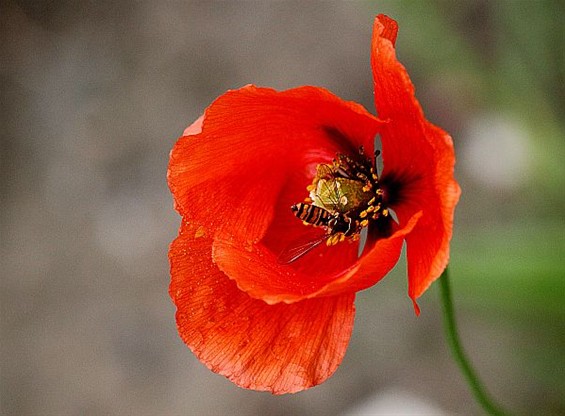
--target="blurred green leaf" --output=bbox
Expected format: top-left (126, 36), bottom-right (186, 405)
top-left (451, 220), bottom-right (565, 319)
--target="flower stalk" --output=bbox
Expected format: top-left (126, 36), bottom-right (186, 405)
top-left (439, 267), bottom-right (509, 416)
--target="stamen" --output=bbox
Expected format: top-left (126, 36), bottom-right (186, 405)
top-left (327, 234), bottom-right (341, 246)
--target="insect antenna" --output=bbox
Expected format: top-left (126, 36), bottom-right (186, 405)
top-left (374, 134), bottom-right (383, 177)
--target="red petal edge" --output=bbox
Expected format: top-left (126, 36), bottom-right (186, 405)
top-left (212, 211), bottom-right (421, 304)
top-left (169, 219), bottom-right (355, 394)
top-left (372, 15), bottom-right (461, 311)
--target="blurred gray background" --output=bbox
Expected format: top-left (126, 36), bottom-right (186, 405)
top-left (2, 1), bottom-right (564, 415)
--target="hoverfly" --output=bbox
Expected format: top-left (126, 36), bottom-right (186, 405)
top-left (277, 202), bottom-right (356, 264)
top-left (277, 205), bottom-right (355, 264)
top-left (279, 147), bottom-right (388, 264)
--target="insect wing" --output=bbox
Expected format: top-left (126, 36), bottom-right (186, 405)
top-left (277, 234), bottom-right (328, 264)
top-left (315, 163), bottom-right (336, 179)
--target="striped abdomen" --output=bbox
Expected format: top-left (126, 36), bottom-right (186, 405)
top-left (291, 203), bottom-right (332, 227)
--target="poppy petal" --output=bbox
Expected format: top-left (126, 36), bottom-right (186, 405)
top-left (212, 211), bottom-right (420, 303)
top-left (169, 219), bottom-right (355, 394)
top-left (314, 211), bottom-right (422, 298)
top-left (371, 15), bottom-right (461, 307)
top-left (182, 115), bottom-right (204, 136)
top-left (168, 85), bottom-right (383, 242)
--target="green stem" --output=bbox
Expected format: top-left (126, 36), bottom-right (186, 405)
top-left (439, 267), bottom-right (509, 416)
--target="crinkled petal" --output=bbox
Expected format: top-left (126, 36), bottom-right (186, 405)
top-left (371, 15), bottom-right (461, 308)
top-left (168, 85), bottom-right (383, 244)
top-left (169, 219), bottom-right (355, 394)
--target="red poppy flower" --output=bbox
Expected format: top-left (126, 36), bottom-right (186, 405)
top-left (168, 15), bottom-right (460, 394)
